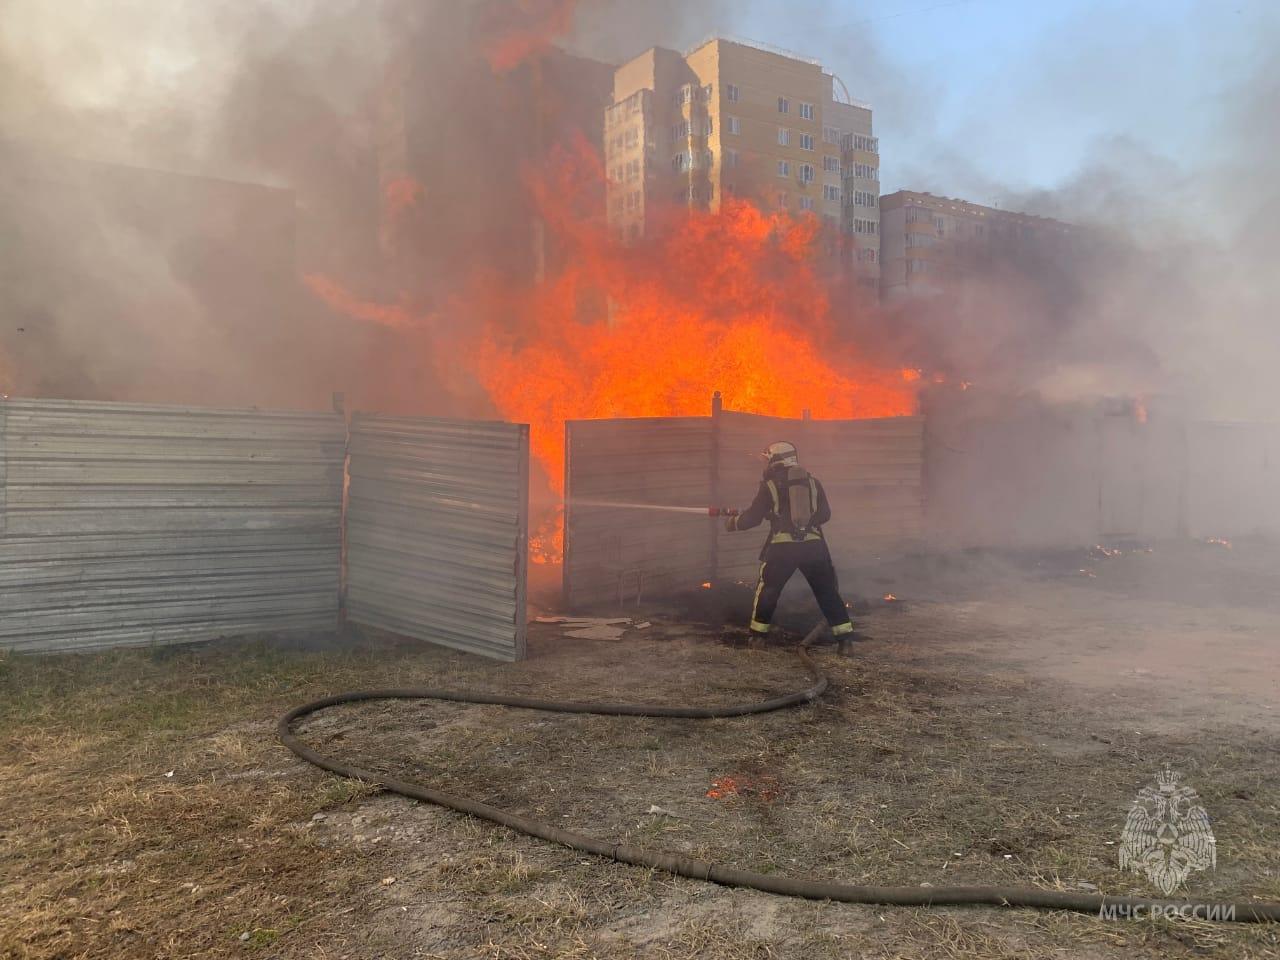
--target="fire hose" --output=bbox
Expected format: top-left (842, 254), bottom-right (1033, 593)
top-left (278, 633), bottom-right (1280, 923)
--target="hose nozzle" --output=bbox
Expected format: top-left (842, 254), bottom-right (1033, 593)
top-left (708, 506), bottom-right (740, 517)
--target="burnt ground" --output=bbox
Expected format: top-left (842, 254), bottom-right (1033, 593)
top-left (3, 540), bottom-right (1280, 959)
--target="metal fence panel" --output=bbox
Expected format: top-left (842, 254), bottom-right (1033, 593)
top-left (346, 414), bottom-right (529, 661)
top-left (923, 400), bottom-right (1105, 549)
top-left (564, 417), bottom-right (714, 609)
top-left (1188, 421), bottom-right (1280, 539)
top-left (562, 410), bottom-right (923, 609)
top-left (922, 394), bottom-right (1193, 549)
top-left (0, 398), bottom-right (345, 653)
top-left (715, 410), bottom-right (925, 584)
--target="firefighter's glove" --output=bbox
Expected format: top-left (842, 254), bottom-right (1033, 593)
top-left (724, 515), bottom-right (738, 532)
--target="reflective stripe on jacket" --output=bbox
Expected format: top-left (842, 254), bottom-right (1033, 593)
top-left (728, 466), bottom-right (832, 555)
top-left (764, 476), bottom-right (822, 544)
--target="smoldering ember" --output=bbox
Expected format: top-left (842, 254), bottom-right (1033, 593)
top-left (2, 2), bottom-right (1279, 958)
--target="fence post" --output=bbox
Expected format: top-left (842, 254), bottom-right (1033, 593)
top-left (333, 392), bottom-right (350, 626)
top-left (561, 419), bottom-right (573, 611)
top-left (0, 395), bottom-right (6, 536)
top-left (709, 391), bottom-right (722, 584)
top-left (515, 423), bottom-right (530, 658)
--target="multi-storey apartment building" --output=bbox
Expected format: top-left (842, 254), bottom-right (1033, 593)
top-left (879, 191), bottom-right (1079, 298)
top-left (604, 37), bottom-right (881, 287)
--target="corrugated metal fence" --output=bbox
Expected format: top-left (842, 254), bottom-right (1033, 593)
top-left (0, 398), bottom-right (345, 652)
top-left (14, 393), bottom-right (1268, 657)
top-left (564, 406), bottom-right (926, 608)
top-left (563, 417), bottom-right (712, 610)
top-left (716, 411), bottom-right (925, 584)
top-left (345, 414), bottom-right (529, 661)
top-left (1188, 421), bottom-right (1280, 539)
top-left (921, 392), bottom-right (1279, 549)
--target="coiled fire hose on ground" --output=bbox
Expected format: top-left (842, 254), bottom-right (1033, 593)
top-left (278, 630), bottom-right (1280, 923)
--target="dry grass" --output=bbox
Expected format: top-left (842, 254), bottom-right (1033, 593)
top-left (0, 634), bottom-right (437, 959)
top-left (2, 591), bottom-right (1280, 958)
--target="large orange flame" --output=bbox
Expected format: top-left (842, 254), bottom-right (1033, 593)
top-left (307, 142), bottom-right (917, 562)
top-left (467, 143), bottom-right (917, 495)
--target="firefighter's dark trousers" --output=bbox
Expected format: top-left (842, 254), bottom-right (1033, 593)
top-left (749, 538), bottom-right (854, 637)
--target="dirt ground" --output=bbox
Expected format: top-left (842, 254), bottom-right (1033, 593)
top-left (3, 540), bottom-right (1280, 959)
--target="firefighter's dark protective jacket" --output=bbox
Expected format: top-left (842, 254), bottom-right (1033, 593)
top-left (726, 465), bottom-right (832, 558)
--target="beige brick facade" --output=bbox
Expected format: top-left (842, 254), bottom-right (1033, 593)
top-left (604, 37), bottom-right (879, 287)
top-left (879, 191), bottom-right (1079, 299)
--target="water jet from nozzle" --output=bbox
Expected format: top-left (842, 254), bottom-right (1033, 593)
top-left (567, 498), bottom-right (737, 517)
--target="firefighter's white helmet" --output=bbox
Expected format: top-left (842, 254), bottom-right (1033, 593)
top-left (764, 441), bottom-right (799, 469)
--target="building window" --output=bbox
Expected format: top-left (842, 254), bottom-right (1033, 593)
top-left (857, 248), bottom-right (878, 263)
top-left (705, 117), bottom-right (713, 136)
top-left (727, 115), bottom-right (740, 135)
top-left (823, 184), bottom-right (840, 202)
top-left (702, 83), bottom-right (713, 101)
top-left (852, 190), bottom-right (876, 207)
top-left (823, 125), bottom-right (841, 144)
top-left (845, 133), bottom-right (880, 153)
top-left (799, 133), bottom-right (814, 150)
top-left (778, 191), bottom-right (789, 209)
top-left (853, 163), bottom-right (879, 180)
top-left (798, 163), bottom-right (814, 183)
top-left (777, 159), bottom-right (790, 177)
top-left (682, 183), bottom-right (713, 204)
top-left (726, 148), bottom-right (739, 169)
top-left (726, 83), bottom-right (739, 102)
top-left (799, 102), bottom-right (815, 120)
top-left (777, 127), bottom-right (790, 146)
top-left (672, 152), bottom-right (688, 172)
top-left (853, 218), bottom-right (879, 235)
top-left (799, 195), bottom-right (814, 211)
top-left (777, 96), bottom-right (789, 113)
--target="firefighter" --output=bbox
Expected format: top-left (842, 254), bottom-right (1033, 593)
top-left (724, 441), bottom-right (855, 642)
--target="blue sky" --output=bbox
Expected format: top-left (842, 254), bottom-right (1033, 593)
top-left (730, 0), bottom-right (1273, 202)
